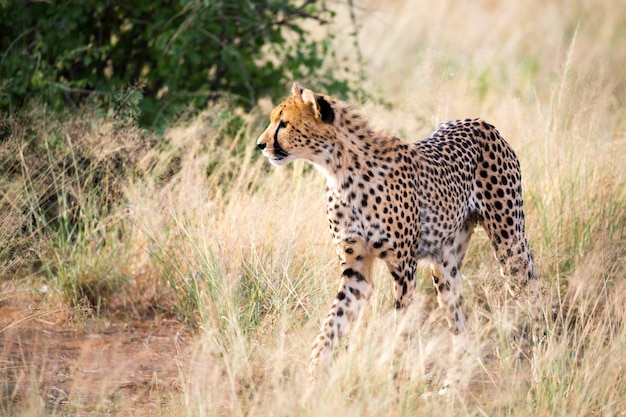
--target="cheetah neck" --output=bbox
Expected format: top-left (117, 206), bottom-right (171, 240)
top-left (313, 115), bottom-right (403, 191)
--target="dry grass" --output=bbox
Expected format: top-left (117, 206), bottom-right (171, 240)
top-left (2, 0), bottom-right (626, 415)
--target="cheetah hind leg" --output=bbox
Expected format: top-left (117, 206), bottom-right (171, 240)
top-left (430, 218), bottom-right (478, 395)
top-left (429, 255), bottom-right (474, 396)
top-left (431, 215), bottom-right (478, 335)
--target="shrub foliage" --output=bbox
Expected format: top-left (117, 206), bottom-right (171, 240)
top-left (0, 0), bottom-right (353, 126)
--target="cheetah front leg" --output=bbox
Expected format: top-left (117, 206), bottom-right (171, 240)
top-left (384, 259), bottom-right (418, 309)
top-left (309, 240), bottom-right (374, 378)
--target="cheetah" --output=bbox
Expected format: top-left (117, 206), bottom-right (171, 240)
top-left (256, 83), bottom-right (537, 377)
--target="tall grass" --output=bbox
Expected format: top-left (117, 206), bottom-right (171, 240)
top-left (179, 1), bottom-right (626, 415)
top-left (2, 0), bottom-right (626, 415)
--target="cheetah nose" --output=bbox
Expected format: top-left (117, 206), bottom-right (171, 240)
top-left (257, 141), bottom-right (267, 150)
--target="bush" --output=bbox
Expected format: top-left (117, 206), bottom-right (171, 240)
top-left (0, 0), bottom-right (357, 127)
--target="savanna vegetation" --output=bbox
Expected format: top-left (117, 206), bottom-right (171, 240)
top-left (1, 0), bottom-right (625, 416)
top-left (0, 0), bottom-right (358, 127)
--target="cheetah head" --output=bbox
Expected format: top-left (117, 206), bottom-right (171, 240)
top-left (256, 83), bottom-right (336, 166)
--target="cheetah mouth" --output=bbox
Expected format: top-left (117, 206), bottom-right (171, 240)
top-left (264, 151), bottom-right (293, 166)
top-left (267, 156), bottom-right (289, 166)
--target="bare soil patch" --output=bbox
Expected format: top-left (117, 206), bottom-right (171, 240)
top-left (0, 300), bottom-right (192, 415)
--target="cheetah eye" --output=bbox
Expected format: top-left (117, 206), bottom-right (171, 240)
top-left (274, 120), bottom-right (287, 143)
top-left (276, 120), bottom-right (287, 137)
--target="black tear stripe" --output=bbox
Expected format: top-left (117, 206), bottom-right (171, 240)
top-left (273, 122), bottom-right (289, 158)
top-left (316, 96), bottom-right (335, 124)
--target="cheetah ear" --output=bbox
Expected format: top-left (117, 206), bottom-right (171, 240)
top-left (301, 87), bottom-right (335, 124)
top-left (291, 83), bottom-right (304, 98)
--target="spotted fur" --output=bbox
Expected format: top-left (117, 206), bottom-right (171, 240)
top-left (256, 84), bottom-right (537, 377)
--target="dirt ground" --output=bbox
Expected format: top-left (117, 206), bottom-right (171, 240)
top-left (0, 299), bottom-right (193, 415)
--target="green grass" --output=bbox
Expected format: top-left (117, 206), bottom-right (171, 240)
top-left (2, 0), bottom-right (626, 415)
